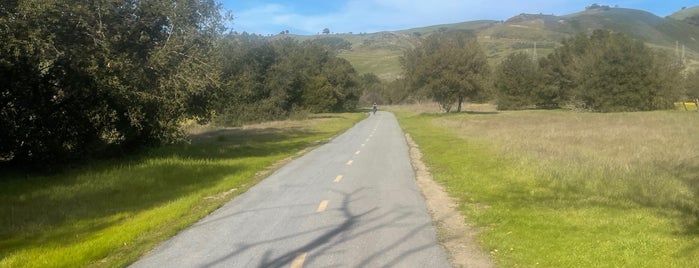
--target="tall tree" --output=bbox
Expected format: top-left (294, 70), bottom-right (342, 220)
top-left (0, 0), bottom-right (226, 166)
top-left (493, 52), bottom-right (540, 110)
top-left (402, 30), bottom-right (489, 112)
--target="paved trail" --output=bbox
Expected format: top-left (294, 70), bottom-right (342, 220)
top-left (131, 111), bottom-right (450, 268)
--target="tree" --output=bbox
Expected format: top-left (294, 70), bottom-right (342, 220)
top-left (383, 78), bottom-right (411, 105)
top-left (322, 28), bottom-right (330, 34)
top-left (684, 70), bottom-right (699, 100)
top-left (493, 52), bottom-right (541, 110)
top-left (321, 57), bottom-right (361, 111)
top-left (358, 73), bottom-right (384, 105)
top-left (543, 30), bottom-right (682, 112)
top-left (402, 30), bottom-right (489, 112)
top-left (1, 0), bottom-right (226, 166)
top-left (215, 35), bottom-right (360, 124)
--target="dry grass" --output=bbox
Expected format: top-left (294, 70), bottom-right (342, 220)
top-left (185, 114), bottom-right (348, 142)
top-left (392, 105), bottom-right (699, 267)
top-left (389, 102), bottom-right (497, 114)
top-left (436, 110), bottom-right (698, 164)
top-left (392, 103), bottom-right (698, 174)
top-left (432, 109), bottom-right (699, 212)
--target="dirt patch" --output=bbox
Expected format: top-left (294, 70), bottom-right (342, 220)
top-left (406, 133), bottom-right (495, 268)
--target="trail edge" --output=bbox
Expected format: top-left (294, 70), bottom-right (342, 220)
top-left (405, 133), bottom-right (495, 268)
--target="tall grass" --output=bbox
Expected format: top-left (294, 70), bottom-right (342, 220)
top-left (0, 113), bottom-right (364, 267)
top-left (394, 106), bottom-right (699, 267)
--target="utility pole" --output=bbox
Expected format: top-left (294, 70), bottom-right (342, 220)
top-left (682, 44), bottom-right (686, 65)
top-left (533, 42), bottom-right (538, 62)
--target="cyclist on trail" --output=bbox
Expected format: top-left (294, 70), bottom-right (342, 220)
top-left (372, 102), bottom-right (378, 115)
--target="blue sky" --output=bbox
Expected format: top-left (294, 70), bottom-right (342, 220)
top-left (219, 1), bottom-right (699, 35)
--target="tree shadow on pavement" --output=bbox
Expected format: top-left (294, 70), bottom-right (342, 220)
top-left (200, 188), bottom-right (444, 267)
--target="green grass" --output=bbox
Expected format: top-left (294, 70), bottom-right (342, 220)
top-left (0, 113), bottom-right (365, 267)
top-left (393, 108), bottom-right (699, 267)
top-left (338, 48), bottom-right (404, 81)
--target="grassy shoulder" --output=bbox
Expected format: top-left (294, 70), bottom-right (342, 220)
top-left (393, 107), bottom-right (699, 267)
top-left (0, 113), bottom-right (365, 268)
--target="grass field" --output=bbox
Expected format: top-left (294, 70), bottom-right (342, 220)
top-left (393, 104), bottom-right (699, 267)
top-left (338, 48), bottom-right (404, 81)
top-left (0, 113), bottom-right (365, 267)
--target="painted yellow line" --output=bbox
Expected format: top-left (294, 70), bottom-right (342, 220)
top-left (347, 160), bottom-right (353, 165)
top-left (290, 252), bottom-right (308, 268)
top-left (361, 143), bottom-right (365, 147)
top-left (334, 175), bottom-right (343, 182)
top-left (317, 200), bottom-right (329, 212)
top-left (355, 150), bottom-right (361, 155)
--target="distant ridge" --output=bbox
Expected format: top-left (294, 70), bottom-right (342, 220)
top-left (290, 6), bottom-right (699, 80)
top-left (669, 6), bottom-right (699, 20)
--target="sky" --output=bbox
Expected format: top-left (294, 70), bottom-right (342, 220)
top-left (219, 0), bottom-right (699, 35)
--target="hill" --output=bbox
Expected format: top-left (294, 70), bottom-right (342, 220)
top-left (296, 6), bottom-right (699, 81)
top-left (669, 6), bottom-right (699, 20)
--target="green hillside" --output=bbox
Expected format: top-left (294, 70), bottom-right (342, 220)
top-left (562, 8), bottom-right (699, 50)
top-left (395, 20), bottom-right (499, 35)
top-left (337, 32), bottom-right (420, 80)
top-left (669, 6), bottom-right (699, 20)
top-left (296, 6), bottom-right (699, 80)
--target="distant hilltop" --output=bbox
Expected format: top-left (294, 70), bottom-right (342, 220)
top-left (281, 5), bottom-right (699, 80)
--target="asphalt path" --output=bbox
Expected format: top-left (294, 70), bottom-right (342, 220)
top-left (130, 111), bottom-right (450, 268)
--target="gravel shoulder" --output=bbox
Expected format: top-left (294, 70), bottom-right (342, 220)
top-left (406, 133), bottom-right (495, 268)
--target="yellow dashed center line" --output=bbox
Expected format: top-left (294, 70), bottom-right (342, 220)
top-left (290, 252), bottom-right (308, 268)
top-left (334, 175), bottom-right (343, 182)
top-left (361, 143), bottom-right (365, 147)
top-left (347, 160), bottom-right (353, 165)
top-left (355, 150), bottom-right (361, 155)
top-left (317, 200), bottom-right (329, 212)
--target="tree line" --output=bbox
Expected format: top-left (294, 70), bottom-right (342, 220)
top-left (215, 34), bottom-right (360, 125)
top-left (0, 0), bottom-right (364, 167)
top-left (396, 29), bottom-right (698, 113)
